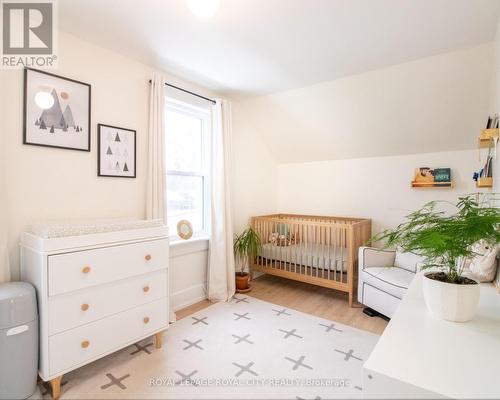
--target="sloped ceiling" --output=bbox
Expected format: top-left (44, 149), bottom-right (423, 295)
top-left (59, 0), bottom-right (500, 98)
top-left (236, 44), bottom-right (493, 163)
top-left (58, 1), bottom-right (500, 162)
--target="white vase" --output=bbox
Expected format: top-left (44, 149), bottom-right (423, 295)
top-left (422, 273), bottom-right (480, 322)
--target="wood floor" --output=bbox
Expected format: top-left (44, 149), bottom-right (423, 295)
top-left (176, 274), bottom-right (388, 335)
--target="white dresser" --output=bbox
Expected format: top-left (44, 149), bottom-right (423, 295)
top-left (363, 273), bottom-right (500, 399)
top-left (20, 223), bottom-right (169, 399)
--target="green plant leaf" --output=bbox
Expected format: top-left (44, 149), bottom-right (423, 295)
top-left (372, 193), bottom-right (499, 281)
top-left (234, 227), bottom-right (262, 274)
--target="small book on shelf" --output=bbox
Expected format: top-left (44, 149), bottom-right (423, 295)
top-left (412, 167), bottom-right (452, 187)
top-left (486, 114), bottom-right (499, 129)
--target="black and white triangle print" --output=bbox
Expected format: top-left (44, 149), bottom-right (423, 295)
top-left (98, 124), bottom-right (135, 177)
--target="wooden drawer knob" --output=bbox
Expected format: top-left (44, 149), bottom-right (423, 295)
top-left (81, 303), bottom-right (89, 311)
top-left (143, 317), bottom-right (150, 324)
top-left (145, 254), bottom-right (152, 261)
top-left (82, 266), bottom-right (91, 274)
top-left (81, 340), bottom-right (90, 348)
top-left (143, 286), bottom-right (150, 293)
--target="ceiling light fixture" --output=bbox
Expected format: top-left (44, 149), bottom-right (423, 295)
top-left (186, 0), bottom-right (220, 18)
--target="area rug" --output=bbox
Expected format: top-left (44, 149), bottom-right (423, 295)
top-left (38, 295), bottom-right (379, 399)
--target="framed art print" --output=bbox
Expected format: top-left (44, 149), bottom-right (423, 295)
top-left (23, 68), bottom-right (91, 151)
top-left (97, 124), bottom-right (136, 178)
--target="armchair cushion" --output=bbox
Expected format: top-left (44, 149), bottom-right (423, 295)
top-left (360, 267), bottom-right (415, 299)
top-left (359, 246), bottom-right (395, 269)
top-left (394, 250), bottom-right (425, 273)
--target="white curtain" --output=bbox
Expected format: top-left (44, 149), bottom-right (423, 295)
top-left (146, 73), bottom-right (166, 221)
top-left (208, 99), bottom-right (236, 302)
top-left (147, 73), bottom-right (175, 321)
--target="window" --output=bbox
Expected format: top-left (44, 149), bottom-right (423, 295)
top-left (165, 98), bottom-right (211, 239)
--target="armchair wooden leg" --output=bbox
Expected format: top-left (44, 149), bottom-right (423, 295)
top-left (154, 331), bottom-right (164, 349)
top-left (50, 375), bottom-right (63, 400)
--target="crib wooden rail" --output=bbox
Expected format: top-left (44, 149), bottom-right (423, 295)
top-left (251, 214), bottom-right (371, 307)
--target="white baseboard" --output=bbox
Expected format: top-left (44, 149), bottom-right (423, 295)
top-left (171, 283), bottom-right (207, 312)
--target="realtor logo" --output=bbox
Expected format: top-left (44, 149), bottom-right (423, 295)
top-left (1, 0), bottom-right (58, 68)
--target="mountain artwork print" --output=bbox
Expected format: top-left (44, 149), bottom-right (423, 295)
top-left (24, 68), bottom-right (91, 151)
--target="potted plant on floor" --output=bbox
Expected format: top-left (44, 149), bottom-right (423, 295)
top-left (373, 194), bottom-right (499, 322)
top-left (234, 227), bottom-right (261, 293)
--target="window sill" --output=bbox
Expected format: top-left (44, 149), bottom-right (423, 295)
top-left (170, 235), bottom-right (209, 258)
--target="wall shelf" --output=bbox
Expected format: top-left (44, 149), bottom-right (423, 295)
top-left (476, 177), bottom-right (493, 188)
top-left (479, 128), bottom-right (499, 148)
top-left (411, 181), bottom-right (453, 188)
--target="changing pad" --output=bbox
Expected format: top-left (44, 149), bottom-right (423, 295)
top-left (28, 219), bottom-right (164, 239)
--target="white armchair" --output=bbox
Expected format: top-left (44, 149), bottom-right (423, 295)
top-left (358, 247), bottom-right (424, 319)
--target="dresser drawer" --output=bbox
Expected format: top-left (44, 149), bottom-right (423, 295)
top-left (48, 269), bottom-right (168, 335)
top-left (48, 239), bottom-right (169, 296)
top-left (49, 297), bottom-right (168, 375)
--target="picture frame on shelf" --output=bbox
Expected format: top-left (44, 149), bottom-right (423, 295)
top-left (23, 68), bottom-right (91, 151)
top-left (97, 124), bottom-right (136, 178)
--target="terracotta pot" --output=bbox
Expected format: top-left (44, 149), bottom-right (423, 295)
top-left (235, 273), bottom-right (250, 291)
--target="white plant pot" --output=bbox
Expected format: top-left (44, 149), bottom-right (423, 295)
top-left (422, 273), bottom-right (480, 322)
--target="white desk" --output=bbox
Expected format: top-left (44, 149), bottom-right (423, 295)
top-left (363, 273), bottom-right (500, 399)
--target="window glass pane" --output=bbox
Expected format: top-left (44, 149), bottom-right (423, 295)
top-left (167, 174), bottom-right (204, 234)
top-left (165, 110), bottom-right (203, 172)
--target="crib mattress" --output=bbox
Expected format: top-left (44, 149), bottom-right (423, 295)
top-left (260, 243), bottom-right (348, 272)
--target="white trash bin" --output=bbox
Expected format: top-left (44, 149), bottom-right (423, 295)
top-left (0, 282), bottom-right (38, 399)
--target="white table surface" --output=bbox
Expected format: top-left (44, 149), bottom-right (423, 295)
top-left (364, 273), bottom-right (500, 399)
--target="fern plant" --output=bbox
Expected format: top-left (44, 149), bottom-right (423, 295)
top-left (373, 194), bottom-right (500, 284)
top-left (234, 227), bottom-right (262, 276)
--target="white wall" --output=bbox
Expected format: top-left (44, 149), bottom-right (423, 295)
top-left (169, 240), bottom-right (208, 311)
top-left (276, 149), bottom-right (485, 236)
top-left (489, 15), bottom-right (500, 286)
top-left (238, 44), bottom-right (493, 163)
top-left (1, 32), bottom-right (217, 307)
top-left (490, 16), bottom-right (500, 196)
top-left (231, 102), bottom-right (277, 233)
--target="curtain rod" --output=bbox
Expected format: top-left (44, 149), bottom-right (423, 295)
top-left (148, 80), bottom-right (216, 105)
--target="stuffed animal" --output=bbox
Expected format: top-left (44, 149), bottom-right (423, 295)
top-left (277, 234), bottom-right (289, 246)
top-left (269, 230), bottom-right (301, 246)
top-left (464, 241), bottom-right (499, 282)
top-left (289, 232), bottom-right (300, 245)
top-left (268, 232), bottom-right (279, 245)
